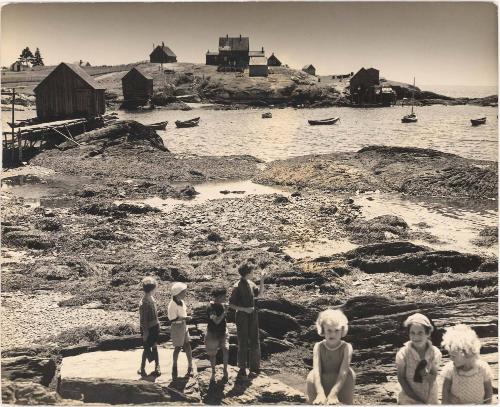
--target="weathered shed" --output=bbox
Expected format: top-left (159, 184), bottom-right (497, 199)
top-left (218, 34), bottom-right (250, 68)
top-left (150, 42), bottom-right (177, 63)
top-left (122, 67), bottom-right (153, 103)
top-left (206, 50), bottom-right (219, 66)
top-left (302, 64), bottom-right (316, 76)
top-left (34, 62), bottom-right (106, 120)
top-left (349, 67), bottom-right (381, 105)
top-left (267, 53), bottom-right (282, 67)
top-left (249, 56), bottom-right (268, 77)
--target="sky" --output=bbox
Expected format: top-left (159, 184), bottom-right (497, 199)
top-left (1, 2), bottom-right (498, 86)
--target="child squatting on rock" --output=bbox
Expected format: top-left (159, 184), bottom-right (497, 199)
top-left (306, 309), bottom-right (355, 405)
top-left (441, 324), bottom-right (493, 404)
top-left (205, 287), bottom-right (229, 383)
top-left (168, 282), bottom-right (193, 378)
top-left (396, 313), bottom-right (441, 404)
top-left (138, 276), bottom-right (161, 377)
top-left (229, 263), bottom-right (266, 378)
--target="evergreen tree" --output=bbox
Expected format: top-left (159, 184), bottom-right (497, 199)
top-left (19, 47), bottom-right (34, 65)
top-left (33, 48), bottom-right (44, 66)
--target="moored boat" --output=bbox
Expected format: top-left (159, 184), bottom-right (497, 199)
top-left (471, 117), bottom-right (487, 126)
top-left (308, 117), bottom-right (340, 126)
top-left (402, 113), bottom-right (417, 123)
top-left (175, 117), bottom-right (200, 128)
top-left (262, 112), bottom-right (272, 119)
top-left (145, 121), bottom-right (168, 130)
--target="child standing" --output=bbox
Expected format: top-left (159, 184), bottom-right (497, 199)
top-left (168, 282), bottom-right (193, 378)
top-left (306, 309), bottom-right (356, 405)
top-left (229, 263), bottom-right (266, 378)
top-left (441, 324), bottom-right (493, 404)
top-left (396, 313), bottom-right (441, 404)
top-left (138, 276), bottom-right (161, 377)
top-left (205, 287), bottom-right (229, 383)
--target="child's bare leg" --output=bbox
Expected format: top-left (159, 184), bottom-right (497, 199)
top-left (337, 367), bottom-right (356, 404)
top-left (222, 347), bottom-right (229, 376)
top-left (172, 346), bottom-right (181, 377)
top-left (152, 343), bottom-right (160, 373)
top-left (138, 349), bottom-right (147, 375)
top-left (209, 354), bottom-right (216, 380)
top-left (184, 340), bottom-right (193, 368)
top-left (306, 371), bottom-right (317, 404)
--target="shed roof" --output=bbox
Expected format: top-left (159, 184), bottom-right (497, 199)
top-left (249, 56), bottom-right (268, 66)
top-left (151, 44), bottom-right (177, 58)
top-left (206, 51), bottom-right (219, 56)
top-left (34, 62), bottom-right (105, 92)
top-left (302, 64), bottom-right (315, 70)
top-left (218, 36), bottom-right (249, 52)
top-left (123, 67), bottom-right (153, 81)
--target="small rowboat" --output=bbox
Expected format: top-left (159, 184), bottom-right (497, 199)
top-left (471, 117), bottom-right (486, 126)
top-left (308, 117), bottom-right (340, 126)
top-left (175, 117), bottom-right (200, 128)
top-left (262, 112), bottom-right (272, 119)
top-left (402, 113), bottom-right (418, 123)
top-left (145, 121), bottom-right (168, 130)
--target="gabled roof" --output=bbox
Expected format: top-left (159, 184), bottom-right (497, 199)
top-left (218, 36), bottom-right (249, 52)
top-left (34, 62), bottom-right (105, 92)
top-left (249, 50), bottom-right (265, 57)
top-left (150, 44), bottom-right (176, 58)
top-left (303, 64), bottom-right (315, 70)
top-left (249, 56), bottom-right (268, 66)
top-left (268, 53), bottom-right (281, 62)
top-left (122, 67), bottom-right (153, 81)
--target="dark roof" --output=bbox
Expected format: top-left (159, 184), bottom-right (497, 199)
top-left (34, 62), bottom-right (105, 92)
top-left (218, 36), bottom-right (249, 52)
top-left (123, 67), bottom-right (153, 81)
top-left (249, 50), bottom-right (265, 57)
top-left (150, 44), bottom-right (177, 58)
top-left (302, 64), bottom-right (315, 70)
top-left (206, 51), bottom-right (219, 56)
top-left (268, 53), bottom-right (281, 62)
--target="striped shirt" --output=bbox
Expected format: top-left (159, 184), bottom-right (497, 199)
top-left (139, 295), bottom-right (159, 330)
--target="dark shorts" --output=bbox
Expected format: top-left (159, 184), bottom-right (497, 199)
top-left (141, 324), bottom-right (160, 348)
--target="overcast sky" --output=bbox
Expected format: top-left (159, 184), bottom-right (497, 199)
top-left (1, 2), bottom-right (497, 86)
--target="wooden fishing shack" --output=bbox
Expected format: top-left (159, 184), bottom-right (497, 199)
top-left (34, 62), bottom-right (106, 120)
top-left (121, 67), bottom-right (153, 104)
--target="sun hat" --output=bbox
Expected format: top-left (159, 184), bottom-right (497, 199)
top-left (142, 276), bottom-right (157, 287)
top-left (171, 282), bottom-right (187, 296)
top-left (403, 313), bottom-right (433, 331)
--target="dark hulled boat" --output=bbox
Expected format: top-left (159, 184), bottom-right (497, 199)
top-left (471, 117), bottom-right (486, 126)
top-left (308, 117), bottom-right (340, 126)
top-left (175, 117), bottom-right (200, 128)
top-left (145, 121), bottom-right (168, 130)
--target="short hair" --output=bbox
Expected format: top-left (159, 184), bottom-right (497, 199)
top-left (316, 309), bottom-right (349, 337)
top-left (142, 276), bottom-right (157, 293)
top-left (441, 324), bottom-right (481, 356)
top-left (238, 263), bottom-right (253, 277)
top-left (211, 287), bottom-right (227, 298)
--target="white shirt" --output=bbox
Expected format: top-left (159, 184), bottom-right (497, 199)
top-left (168, 299), bottom-right (187, 323)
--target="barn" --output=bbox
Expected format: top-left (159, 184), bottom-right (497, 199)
top-left (34, 62), bottom-right (105, 120)
top-left (122, 67), bottom-right (153, 104)
top-left (302, 64), bottom-right (316, 76)
top-left (249, 56), bottom-right (268, 77)
top-left (267, 53), bottom-right (282, 67)
top-left (150, 42), bottom-right (177, 63)
top-left (206, 51), bottom-right (219, 66)
top-left (349, 67), bottom-right (381, 105)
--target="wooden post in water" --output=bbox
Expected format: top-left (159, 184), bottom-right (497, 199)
top-left (11, 88), bottom-right (16, 162)
top-left (17, 128), bottom-right (22, 163)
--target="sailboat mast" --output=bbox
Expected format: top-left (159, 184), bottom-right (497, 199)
top-left (411, 77), bottom-right (415, 114)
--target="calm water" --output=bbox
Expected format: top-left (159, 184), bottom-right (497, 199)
top-left (421, 84), bottom-right (498, 99)
top-left (119, 104), bottom-right (498, 162)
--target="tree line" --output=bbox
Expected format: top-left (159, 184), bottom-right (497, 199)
top-left (18, 47), bottom-right (44, 66)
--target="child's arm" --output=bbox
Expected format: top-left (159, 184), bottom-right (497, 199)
top-left (397, 363), bottom-right (425, 403)
top-left (326, 342), bottom-right (352, 403)
top-left (483, 379), bottom-right (493, 404)
top-left (256, 272), bottom-right (266, 298)
top-left (210, 308), bottom-right (226, 325)
top-left (441, 378), bottom-right (452, 404)
top-left (311, 342), bottom-right (327, 404)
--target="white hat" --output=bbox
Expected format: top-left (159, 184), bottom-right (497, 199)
top-left (404, 313), bottom-right (433, 331)
top-left (171, 282), bottom-right (187, 296)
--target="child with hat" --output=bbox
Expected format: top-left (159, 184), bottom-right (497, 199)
top-left (168, 282), bottom-right (193, 378)
top-left (138, 276), bottom-right (161, 377)
top-left (441, 324), bottom-right (493, 404)
top-left (396, 313), bottom-right (442, 404)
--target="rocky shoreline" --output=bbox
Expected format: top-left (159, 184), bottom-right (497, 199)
top-left (1, 121), bottom-right (498, 404)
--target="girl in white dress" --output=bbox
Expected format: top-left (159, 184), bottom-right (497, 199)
top-left (441, 324), bottom-right (493, 404)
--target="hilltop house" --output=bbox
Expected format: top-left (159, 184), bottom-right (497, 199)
top-left (302, 64), bottom-right (316, 76)
top-left (267, 53), bottom-right (282, 67)
top-left (218, 34), bottom-right (250, 68)
top-left (122, 67), bottom-right (153, 105)
top-left (34, 62), bottom-right (105, 120)
top-left (249, 56), bottom-right (268, 77)
top-left (206, 50), bottom-right (219, 66)
top-left (150, 42), bottom-right (177, 63)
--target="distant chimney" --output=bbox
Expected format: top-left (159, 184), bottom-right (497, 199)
top-left (162, 41), bottom-right (164, 47)
top-left (226, 34), bottom-right (229, 39)
top-left (239, 34), bottom-right (242, 40)
top-left (261, 46), bottom-right (264, 53)
top-left (153, 43), bottom-right (155, 50)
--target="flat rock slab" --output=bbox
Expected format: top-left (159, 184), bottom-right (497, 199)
top-left (59, 345), bottom-right (200, 404)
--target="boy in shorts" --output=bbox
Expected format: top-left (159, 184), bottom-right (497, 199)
top-left (205, 287), bottom-right (229, 382)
